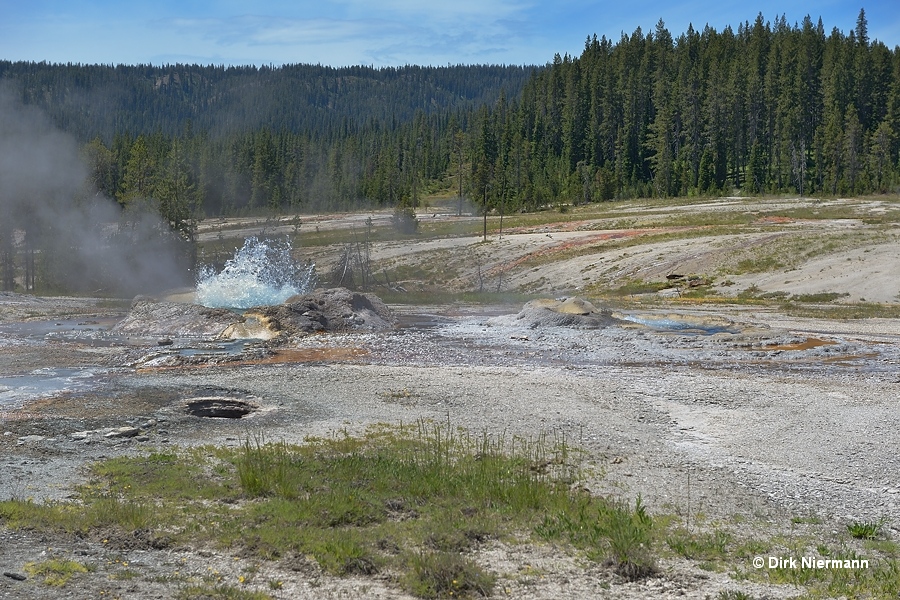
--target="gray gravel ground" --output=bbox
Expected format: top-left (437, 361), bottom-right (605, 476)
top-left (2, 296), bottom-right (899, 599)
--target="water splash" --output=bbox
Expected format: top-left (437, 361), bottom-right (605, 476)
top-left (196, 237), bottom-right (317, 309)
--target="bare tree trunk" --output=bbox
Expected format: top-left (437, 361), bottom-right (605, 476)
top-left (27, 247), bottom-right (35, 291)
top-left (0, 224), bottom-right (15, 291)
top-left (475, 260), bottom-right (484, 293)
top-left (455, 132), bottom-right (464, 217)
top-left (482, 191), bottom-right (487, 242)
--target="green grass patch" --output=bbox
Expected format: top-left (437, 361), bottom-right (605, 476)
top-left (866, 539), bottom-right (900, 555)
top-left (734, 255), bottom-right (785, 274)
top-left (602, 278), bottom-right (673, 297)
top-left (175, 583), bottom-right (273, 600)
top-left (782, 302), bottom-right (900, 319)
top-left (8, 418), bottom-right (899, 597)
top-left (666, 528), bottom-right (731, 563)
top-left (718, 286), bottom-right (900, 318)
top-left (629, 211), bottom-right (758, 229)
top-left (24, 559), bottom-right (90, 587)
top-left (760, 204), bottom-right (900, 225)
top-left (0, 422), bottom-right (658, 597)
top-left (535, 495), bottom-right (656, 579)
top-left (716, 591), bottom-right (758, 600)
top-left (404, 550), bottom-right (496, 598)
top-left (730, 537), bottom-right (900, 598)
top-left (789, 292), bottom-right (849, 303)
top-left (791, 515), bottom-right (824, 525)
top-left (724, 230), bottom-right (892, 277)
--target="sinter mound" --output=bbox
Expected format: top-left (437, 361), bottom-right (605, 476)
top-left (510, 297), bottom-right (623, 329)
top-left (244, 287), bottom-right (395, 337)
top-left (112, 287), bottom-right (394, 340)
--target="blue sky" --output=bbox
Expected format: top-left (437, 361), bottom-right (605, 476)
top-left (2, 1), bottom-right (898, 67)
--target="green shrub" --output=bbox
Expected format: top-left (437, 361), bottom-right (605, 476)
top-left (392, 207), bottom-right (419, 234)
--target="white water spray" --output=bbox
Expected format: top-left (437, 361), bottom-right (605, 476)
top-left (196, 237), bottom-right (317, 309)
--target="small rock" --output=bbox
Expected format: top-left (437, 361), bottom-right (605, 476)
top-left (135, 435), bottom-right (150, 442)
top-left (104, 426), bottom-right (140, 439)
top-left (3, 572), bottom-right (27, 581)
top-left (17, 435), bottom-right (45, 443)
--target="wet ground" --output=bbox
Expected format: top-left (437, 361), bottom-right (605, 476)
top-left (2, 302), bottom-right (898, 418)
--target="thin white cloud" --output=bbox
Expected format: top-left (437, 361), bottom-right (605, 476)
top-left (156, 11), bottom-right (538, 65)
top-left (330, 0), bottom-right (532, 21)
top-left (2, 0), bottom-right (897, 67)
top-left (168, 16), bottom-right (399, 47)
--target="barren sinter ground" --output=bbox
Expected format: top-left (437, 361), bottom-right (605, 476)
top-left (1, 195), bottom-right (900, 599)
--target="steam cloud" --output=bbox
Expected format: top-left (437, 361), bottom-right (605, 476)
top-left (0, 83), bottom-right (191, 296)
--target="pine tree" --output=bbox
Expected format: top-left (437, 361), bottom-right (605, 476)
top-left (647, 19), bottom-right (675, 196)
top-left (119, 136), bottom-right (156, 205)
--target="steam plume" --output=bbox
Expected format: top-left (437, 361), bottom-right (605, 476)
top-left (0, 83), bottom-right (191, 296)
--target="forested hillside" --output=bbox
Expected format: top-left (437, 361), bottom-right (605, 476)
top-left (0, 62), bottom-right (534, 141)
top-left (1, 62), bottom-right (535, 216)
top-left (4, 10), bottom-right (899, 219)
top-left (2, 10), bottom-right (900, 295)
top-left (467, 10), bottom-right (900, 211)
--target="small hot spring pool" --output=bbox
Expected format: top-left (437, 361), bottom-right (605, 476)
top-left (620, 313), bottom-right (739, 336)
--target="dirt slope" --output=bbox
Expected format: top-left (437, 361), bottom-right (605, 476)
top-left (274, 196), bottom-right (900, 304)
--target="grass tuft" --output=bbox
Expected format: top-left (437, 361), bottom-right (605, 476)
top-left (667, 528), bottom-right (730, 562)
top-left (848, 518), bottom-right (887, 540)
top-left (404, 550), bottom-right (496, 599)
top-left (24, 559), bottom-right (90, 587)
top-left (175, 583), bottom-right (273, 600)
top-left (235, 436), bottom-right (296, 498)
top-left (717, 591), bottom-right (757, 600)
top-left (535, 495), bottom-right (656, 580)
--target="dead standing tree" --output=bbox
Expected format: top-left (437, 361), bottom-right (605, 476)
top-left (330, 219), bottom-right (374, 291)
top-left (0, 225), bottom-right (14, 291)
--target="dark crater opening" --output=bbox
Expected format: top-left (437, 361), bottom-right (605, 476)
top-left (185, 397), bottom-right (257, 419)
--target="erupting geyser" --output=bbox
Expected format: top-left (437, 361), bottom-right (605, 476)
top-left (195, 237), bottom-right (317, 309)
